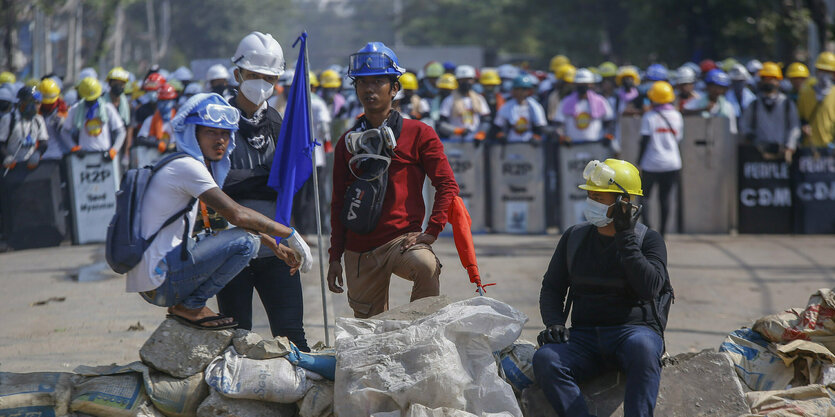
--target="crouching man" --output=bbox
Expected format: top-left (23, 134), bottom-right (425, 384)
top-left (125, 93), bottom-right (312, 329)
top-left (533, 159), bottom-right (673, 417)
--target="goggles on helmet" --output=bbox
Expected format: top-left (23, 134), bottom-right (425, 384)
top-left (583, 160), bottom-right (629, 195)
top-left (234, 50), bottom-right (285, 75)
top-left (185, 103), bottom-right (240, 131)
top-left (349, 52), bottom-right (397, 75)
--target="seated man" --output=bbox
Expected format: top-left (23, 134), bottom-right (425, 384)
top-left (125, 93), bottom-right (312, 329)
top-left (532, 159), bottom-right (673, 417)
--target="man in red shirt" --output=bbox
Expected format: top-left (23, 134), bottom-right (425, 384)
top-left (327, 42), bottom-right (459, 318)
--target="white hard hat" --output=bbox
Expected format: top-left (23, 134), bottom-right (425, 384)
top-left (674, 66), bottom-right (697, 85)
top-left (574, 68), bottom-right (595, 84)
top-left (454, 65), bottom-right (476, 80)
top-left (231, 31), bottom-right (285, 77)
top-left (279, 69), bottom-right (295, 86)
top-left (497, 64), bottom-right (519, 80)
top-left (205, 64), bottom-right (230, 81)
top-left (78, 67), bottom-right (98, 84)
top-left (184, 83), bottom-right (203, 95)
top-left (172, 66), bottom-right (194, 82)
top-left (728, 63), bottom-right (750, 81)
top-left (746, 59), bottom-right (763, 76)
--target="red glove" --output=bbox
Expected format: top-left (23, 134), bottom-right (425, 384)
top-left (453, 127), bottom-right (466, 136)
top-left (70, 145), bottom-right (82, 153)
top-left (604, 133), bottom-right (615, 141)
top-left (108, 148), bottom-right (118, 160)
top-left (473, 131), bottom-right (486, 141)
top-left (559, 135), bottom-right (571, 144)
top-left (157, 140), bottom-right (167, 154)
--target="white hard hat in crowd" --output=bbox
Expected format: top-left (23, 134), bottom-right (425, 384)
top-left (454, 65), bottom-right (476, 80)
top-left (78, 67), bottom-right (98, 83)
top-left (172, 66), bottom-right (194, 82)
top-left (157, 68), bottom-right (171, 81)
top-left (497, 64), bottom-right (519, 80)
top-left (574, 68), bottom-right (595, 84)
top-left (682, 61), bottom-right (701, 76)
top-left (279, 68), bottom-right (295, 86)
top-left (674, 66), bottom-right (697, 85)
top-left (231, 31), bottom-right (285, 77)
top-left (728, 63), bottom-right (750, 81)
top-left (205, 64), bottom-right (230, 81)
top-left (184, 83), bottom-right (203, 95)
top-left (746, 59), bottom-right (763, 76)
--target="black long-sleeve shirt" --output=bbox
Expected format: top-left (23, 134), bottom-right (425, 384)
top-left (539, 225), bottom-right (669, 332)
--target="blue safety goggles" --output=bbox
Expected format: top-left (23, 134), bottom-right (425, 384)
top-left (185, 103), bottom-right (240, 131)
top-left (348, 52), bottom-right (400, 77)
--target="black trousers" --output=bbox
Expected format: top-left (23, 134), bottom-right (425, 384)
top-left (216, 256), bottom-right (310, 352)
top-left (641, 170), bottom-right (680, 236)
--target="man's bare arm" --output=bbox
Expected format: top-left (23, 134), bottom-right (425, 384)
top-left (198, 187), bottom-right (293, 238)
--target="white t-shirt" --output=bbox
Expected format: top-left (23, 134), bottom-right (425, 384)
top-left (0, 111), bottom-right (49, 162)
top-left (439, 93), bottom-right (490, 132)
top-left (126, 157), bottom-right (218, 292)
top-left (639, 108), bottom-right (684, 172)
top-left (493, 98), bottom-right (547, 142)
top-left (63, 101), bottom-right (126, 151)
top-left (554, 99), bottom-right (614, 141)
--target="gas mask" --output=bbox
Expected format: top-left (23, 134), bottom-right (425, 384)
top-left (345, 123), bottom-right (397, 180)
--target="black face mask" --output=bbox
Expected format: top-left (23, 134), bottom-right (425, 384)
top-left (211, 85), bottom-right (228, 96)
top-left (759, 83), bottom-right (777, 93)
top-left (110, 84), bottom-right (124, 96)
top-left (458, 83), bottom-right (472, 93)
top-left (19, 101), bottom-right (38, 119)
top-left (576, 86), bottom-right (589, 96)
top-left (623, 79), bottom-right (635, 89)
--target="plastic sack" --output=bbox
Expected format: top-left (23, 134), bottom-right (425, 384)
top-left (0, 372), bottom-right (76, 416)
top-left (745, 384), bottom-right (835, 416)
top-left (372, 404), bottom-right (516, 417)
top-left (334, 297), bottom-right (527, 417)
top-left (719, 328), bottom-right (793, 391)
top-left (205, 346), bottom-right (317, 403)
top-left (753, 288), bottom-right (835, 353)
top-left (70, 373), bottom-right (148, 417)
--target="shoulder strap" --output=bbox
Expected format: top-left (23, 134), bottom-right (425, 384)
top-left (6, 111), bottom-right (16, 143)
top-left (151, 151), bottom-right (189, 171)
top-left (653, 109), bottom-right (677, 137)
top-left (634, 222), bottom-right (648, 247)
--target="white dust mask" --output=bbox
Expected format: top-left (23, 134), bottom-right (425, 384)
top-left (240, 79), bottom-right (274, 105)
top-left (583, 198), bottom-right (614, 227)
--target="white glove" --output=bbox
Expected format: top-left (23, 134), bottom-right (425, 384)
top-left (285, 227), bottom-right (312, 273)
top-left (2, 155), bottom-right (14, 167)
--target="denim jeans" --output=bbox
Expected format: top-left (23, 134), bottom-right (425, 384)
top-left (142, 228), bottom-right (260, 310)
top-left (532, 325), bottom-right (664, 417)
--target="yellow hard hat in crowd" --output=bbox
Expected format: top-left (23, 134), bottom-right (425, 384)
top-left (647, 81), bottom-right (674, 104)
top-left (107, 66), bottom-right (130, 82)
top-left (758, 61), bottom-right (783, 80)
top-left (309, 71), bottom-right (319, 88)
top-left (555, 64), bottom-right (576, 82)
top-left (549, 55), bottom-right (570, 72)
top-left (399, 72), bottom-right (418, 90)
top-left (785, 62), bottom-right (810, 79)
top-left (578, 159), bottom-right (643, 196)
top-left (815, 52), bottom-right (835, 72)
top-left (615, 66), bottom-right (640, 86)
top-left (479, 69), bottom-right (501, 86)
top-left (720, 57), bottom-right (739, 72)
top-left (78, 77), bottom-right (103, 101)
top-left (436, 73), bottom-right (458, 90)
top-left (425, 61), bottom-right (444, 78)
top-left (38, 78), bottom-right (61, 104)
top-left (320, 69), bottom-right (341, 88)
top-left (0, 71), bottom-right (15, 85)
top-left (598, 62), bottom-right (618, 78)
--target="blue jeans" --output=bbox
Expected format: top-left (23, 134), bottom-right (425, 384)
top-left (532, 325), bottom-right (663, 417)
top-left (142, 228), bottom-right (260, 310)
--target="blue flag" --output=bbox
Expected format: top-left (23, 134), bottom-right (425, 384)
top-left (267, 32), bottom-right (315, 226)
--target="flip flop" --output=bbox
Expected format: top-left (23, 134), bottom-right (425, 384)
top-left (166, 313), bottom-right (238, 330)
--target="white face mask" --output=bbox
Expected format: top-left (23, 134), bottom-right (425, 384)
top-left (583, 197), bottom-right (614, 227)
top-left (239, 78), bottom-right (274, 105)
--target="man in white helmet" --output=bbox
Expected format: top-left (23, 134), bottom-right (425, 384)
top-left (205, 64), bottom-right (233, 99)
top-left (554, 68), bottom-right (615, 143)
top-left (212, 31), bottom-right (312, 351)
top-left (437, 64), bottom-right (490, 143)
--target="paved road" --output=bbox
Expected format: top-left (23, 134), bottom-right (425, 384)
top-left (1, 233), bottom-right (834, 372)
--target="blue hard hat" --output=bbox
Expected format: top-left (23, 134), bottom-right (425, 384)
top-left (512, 73), bottom-right (536, 89)
top-left (348, 42), bottom-right (403, 78)
top-left (443, 61), bottom-right (456, 72)
top-left (184, 93), bottom-right (240, 131)
top-left (645, 64), bottom-right (668, 81)
top-left (705, 69), bottom-right (731, 87)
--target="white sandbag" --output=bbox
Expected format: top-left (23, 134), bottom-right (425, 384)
top-left (334, 297), bottom-right (526, 417)
top-left (497, 341), bottom-right (537, 393)
top-left (298, 379), bottom-right (334, 417)
top-left (719, 328), bottom-right (794, 391)
top-left (70, 374), bottom-right (149, 417)
top-left (745, 384), bottom-right (835, 416)
top-left (204, 346), bottom-right (313, 403)
top-left (372, 404), bottom-right (517, 417)
top-left (196, 389), bottom-right (297, 417)
top-left (0, 372), bottom-right (76, 416)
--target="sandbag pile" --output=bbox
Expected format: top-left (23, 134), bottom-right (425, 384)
top-left (721, 287), bottom-right (835, 416)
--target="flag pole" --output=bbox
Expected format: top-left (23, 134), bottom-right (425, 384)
top-left (302, 32), bottom-right (331, 346)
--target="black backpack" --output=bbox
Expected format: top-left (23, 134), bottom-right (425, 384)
top-left (106, 152), bottom-right (196, 274)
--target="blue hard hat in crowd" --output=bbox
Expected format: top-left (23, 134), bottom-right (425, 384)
top-left (348, 42), bottom-right (404, 78)
top-left (645, 64), bottom-right (668, 81)
top-left (443, 61), bottom-right (457, 72)
top-left (512, 73), bottom-right (537, 89)
top-left (705, 69), bottom-right (731, 87)
top-left (184, 93), bottom-right (240, 131)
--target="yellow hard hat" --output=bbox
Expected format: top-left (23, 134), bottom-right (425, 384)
top-left (578, 159), bottom-right (643, 196)
top-left (320, 69), bottom-right (341, 88)
top-left (647, 81), bottom-right (674, 104)
top-left (815, 52), bottom-right (835, 72)
top-left (436, 73), bottom-right (458, 90)
top-left (399, 72), bottom-right (418, 90)
top-left (107, 66), bottom-right (130, 82)
top-left (38, 78), bottom-right (61, 104)
top-left (555, 64), bottom-right (577, 82)
top-left (758, 61), bottom-right (783, 80)
top-left (615, 66), bottom-right (641, 86)
top-left (598, 62), bottom-right (618, 78)
top-left (785, 62), bottom-right (810, 79)
top-left (78, 77), bottom-right (102, 101)
top-left (479, 69), bottom-right (501, 86)
top-left (309, 71), bottom-right (319, 88)
top-left (0, 71), bottom-right (15, 85)
top-left (549, 55), bottom-right (570, 72)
